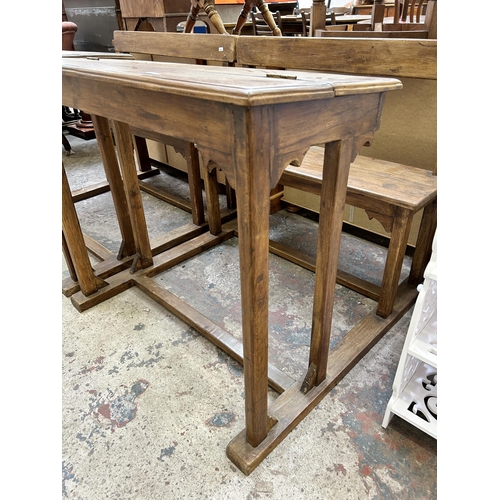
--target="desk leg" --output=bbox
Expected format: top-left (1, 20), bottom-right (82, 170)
top-left (185, 142), bottom-right (205, 227)
top-left (234, 151), bottom-right (272, 448)
top-left (93, 115), bottom-right (137, 260)
top-left (306, 139), bottom-right (352, 389)
top-left (111, 120), bottom-right (154, 272)
top-left (62, 164), bottom-right (108, 296)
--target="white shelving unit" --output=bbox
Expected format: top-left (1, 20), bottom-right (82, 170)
top-left (382, 232), bottom-right (437, 438)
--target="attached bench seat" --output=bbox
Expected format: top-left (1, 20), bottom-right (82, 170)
top-left (275, 146), bottom-right (437, 318)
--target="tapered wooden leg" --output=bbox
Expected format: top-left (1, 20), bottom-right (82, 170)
top-left (185, 142), bottom-right (205, 226)
top-left (376, 206), bottom-right (413, 318)
top-left (133, 135), bottom-right (152, 173)
top-left (306, 139), bottom-right (352, 389)
top-left (92, 115), bottom-right (136, 260)
top-left (62, 232), bottom-right (78, 282)
top-left (408, 199), bottom-right (437, 287)
top-left (234, 150), bottom-right (272, 448)
top-left (203, 161), bottom-right (222, 236)
top-left (111, 120), bottom-right (153, 272)
top-left (62, 164), bottom-right (108, 296)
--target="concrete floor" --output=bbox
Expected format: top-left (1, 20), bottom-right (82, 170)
top-left (62, 131), bottom-right (437, 499)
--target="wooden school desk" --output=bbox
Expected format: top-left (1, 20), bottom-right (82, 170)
top-left (62, 58), bottom-right (401, 474)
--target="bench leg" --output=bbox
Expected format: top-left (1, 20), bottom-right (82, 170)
top-left (376, 206), bottom-right (413, 318)
top-left (408, 198), bottom-right (437, 287)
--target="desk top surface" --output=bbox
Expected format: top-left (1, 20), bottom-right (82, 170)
top-left (62, 58), bottom-right (401, 106)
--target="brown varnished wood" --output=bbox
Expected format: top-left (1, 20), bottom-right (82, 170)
top-left (308, 139), bottom-right (352, 386)
top-left (376, 206), bottom-right (413, 317)
top-left (279, 145), bottom-right (437, 317)
top-left (113, 31), bottom-right (236, 63)
top-left (62, 57), bottom-right (400, 472)
top-left (227, 280), bottom-right (418, 475)
top-left (408, 197), bottom-right (437, 286)
top-left (133, 275), bottom-right (295, 394)
top-left (203, 160), bottom-right (223, 236)
top-left (282, 146), bottom-right (437, 210)
top-left (62, 164), bottom-right (109, 296)
top-left (111, 119), bottom-right (154, 272)
top-left (92, 114), bottom-right (137, 260)
top-left (62, 232), bottom-right (78, 283)
top-left (236, 36), bottom-right (437, 80)
top-left (235, 37), bottom-right (436, 319)
top-left (113, 33), bottom-right (238, 226)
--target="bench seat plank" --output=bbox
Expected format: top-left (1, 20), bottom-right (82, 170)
top-left (281, 146), bottom-right (437, 211)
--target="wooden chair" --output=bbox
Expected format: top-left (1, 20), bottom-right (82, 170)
top-left (316, 0), bottom-right (437, 40)
top-left (251, 11), bottom-right (282, 36)
top-left (301, 11), bottom-right (336, 37)
top-left (397, 0), bottom-right (427, 23)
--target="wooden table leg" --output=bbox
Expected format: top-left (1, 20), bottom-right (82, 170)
top-left (185, 142), bottom-right (205, 227)
top-left (305, 139), bottom-right (353, 390)
top-left (111, 120), bottom-right (154, 273)
top-left (62, 232), bottom-right (78, 282)
top-left (234, 144), bottom-right (272, 448)
top-left (62, 164), bottom-right (108, 296)
top-left (92, 115), bottom-right (137, 260)
top-left (203, 160), bottom-right (222, 236)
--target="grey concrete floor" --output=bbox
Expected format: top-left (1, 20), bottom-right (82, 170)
top-left (62, 132), bottom-right (437, 499)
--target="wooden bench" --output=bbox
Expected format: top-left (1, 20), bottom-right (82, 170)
top-left (236, 35), bottom-right (437, 318)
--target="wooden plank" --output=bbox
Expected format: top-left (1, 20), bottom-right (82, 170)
top-left (267, 239), bottom-right (382, 301)
top-left (133, 276), bottom-right (296, 394)
top-left (236, 36), bottom-right (437, 80)
top-left (282, 146), bottom-right (438, 211)
top-left (226, 280), bottom-right (418, 475)
top-left (113, 30), bottom-right (237, 63)
top-left (71, 169), bottom-right (159, 203)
